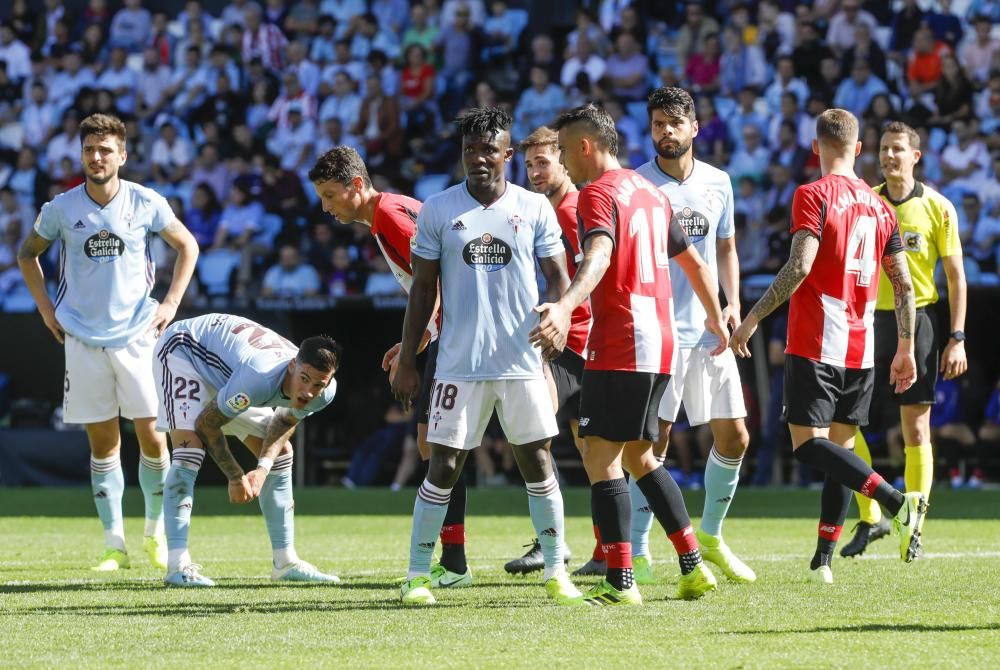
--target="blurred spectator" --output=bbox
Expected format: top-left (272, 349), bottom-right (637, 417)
top-left (137, 47), bottom-right (174, 123)
top-left (2, 148), bottom-right (48, 210)
top-left (148, 11), bottom-right (175, 65)
top-left (306, 220), bottom-right (337, 277)
top-left (957, 192), bottom-right (986, 250)
top-left (319, 71), bottom-right (362, 130)
top-left (764, 56), bottom-right (808, 115)
top-left (400, 44), bottom-right (439, 143)
top-left (977, 380), bottom-right (1000, 481)
top-left (349, 12), bottom-right (400, 61)
top-left (719, 25), bottom-right (766, 98)
top-left (365, 49), bottom-right (399, 98)
top-left (402, 3), bottom-right (440, 56)
top-left (365, 255), bottom-right (405, 296)
top-left (890, 0), bottom-right (924, 54)
top-left (79, 23), bottom-right (108, 66)
top-left (320, 39), bottom-right (367, 94)
top-left (482, 0), bottom-right (524, 64)
top-left (827, 0), bottom-right (878, 56)
top-left (834, 60), bottom-right (889, 119)
top-left (604, 98), bottom-right (643, 167)
top-left (186, 182), bottom-right (224, 250)
top-left (442, 1), bottom-right (487, 27)
top-left (0, 22), bottom-right (32, 84)
top-left (908, 26), bottom-right (952, 99)
top-left (926, 0), bottom-right (964, 48)
top-left (45, 110), bottom-right (80, 180)
top-left (608, 5), bottom-right (646, 47)
top-left (791, 20), bottom-right (834, 91)
top-left (606, 32), bottom-right (650, 101)
top-left (521, 34), bottom-right (561, 91)
top-left (268, 105), bottom-right (316, 173)
top-left (96, 47), bottom-right (139, 115)
top-left (960, 14), bottom-right (1000, 85)
top-left (771, 125), bottom-right (810, 178)
top-left (675, 2), bottom-right (720, 71)
top-left (151, 121), bottom-right (194, 188)
top-left (285, 0), bottom-right (322, 40)
top-left (513, 65), bottom-right (565, 142)
top-left (269, 71), bottom-right (318, 129)
top-left (242, 3), bottom-right (288, 71)
top-left (941, 119), bottom-right (991, 195)
top-left (863, 93), bottom-right (897, 132)
top-left (345, 403), bottom-right (415, 488)
top-left (929, 54), bottom-right (974, 128)
top-left (560, 35), bottom-right (606, 90)
top-left (261, 244), bottom-right (321, 297)
top-left (684, 31), bottom-right (721, 96)
top-left (286, 41), bottom-right (320, 97)
top-left (167, 46), bottom-right (212, 115)
top-left (8, 1), bottom-right (43, 50)
top-left (49, 52), bottom-right (96, 113)
top-left (437, 4), bottom-right (483, 117)
top-left (109, 0), bottom-right (151, 52)
top-left (843, 23), bottom-right (888, 84)
top-left (763, 205), bottom-right (791, 273)
top-left (727, 125), bottom-right (770, 184)
top-left (320, 0), bottom-right (366, 26)
top-left (190, 144), bottom-right (231, 201)
top-left (692, 96), bottom-right (727, 167)
top-left (309, 15), bottom-right (338, 64)
top-left (20, 82), bottom-right (57, 148)
top-left (768, 92), bottom-right (812, 151)
top-left (567, 8), bottom-right (609, 58)
top-left (757, 0), bottom-right (796, 59)
top-left (970, 201), bottom-right (1000, 271)
top-left (0, 185), bottom-right (31, 281)
top-left (328, 244), bottom-right (365, 296)
top-left (193, 70), bottom-right (249, 138)
top-left (315, 116), bottom-right (365, 159)
top-left (353, 72), bottom-right (402, 168)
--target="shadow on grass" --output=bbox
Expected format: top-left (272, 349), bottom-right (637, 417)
top-left (728, 623), bottom-right (1000, 635)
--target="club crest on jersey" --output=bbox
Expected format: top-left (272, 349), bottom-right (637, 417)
top-left (225, 392), bottom-right (251, 413)
top-left (462, 233), bottom-right (512, 272)
top-left (84, 229), bottom-right (125, 263)
top-left (673, 207), bottom-right (710, 239)
top-left (507, 214), bottom-right (522, 234)
top-left (903, 231), bottom-right (923, 252)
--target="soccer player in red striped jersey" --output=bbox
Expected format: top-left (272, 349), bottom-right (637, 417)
top-left (730, 109), bottom-right (928, 582)
top-left (309, 148), bottom-right (473, 587)
top-left (533, 104), bottom-right (728, 604)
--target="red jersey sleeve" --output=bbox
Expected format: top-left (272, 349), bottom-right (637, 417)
top-left (790, 183), bottom-right (825, 239)
top-left (577, 182), bottom-right (617, 248)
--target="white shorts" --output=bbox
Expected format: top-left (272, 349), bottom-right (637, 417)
top-left (154, 350), bottom-right (273, 443)
top-left (425, 378), bottom-right (559, 450)
top-left (658, 346), bottom-right (746, 426)
top-left (63, 332), bottom-right (160, 423)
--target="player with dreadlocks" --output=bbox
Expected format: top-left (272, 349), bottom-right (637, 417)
top-left (393, 107), bottom-right (583, 606)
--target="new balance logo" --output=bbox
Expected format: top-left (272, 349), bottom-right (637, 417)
top-left (73, 220), bottom-right (85, 229)
top-left (540, 527), bottom-right (558, 537)
top-left (579, 417), bottom-right (590, 427)
top-left (819, 524), bottom-right (838, 534)
top-left (451, 220), bottom-right (467, 231)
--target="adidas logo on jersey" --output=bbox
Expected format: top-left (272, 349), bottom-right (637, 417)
top-left (451, 220), bottom-right (467, 231)
top-left (73, 220), bottom-right (86, 229)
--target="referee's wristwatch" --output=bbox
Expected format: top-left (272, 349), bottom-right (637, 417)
top-left (949, 330), bottom-right (966, 342)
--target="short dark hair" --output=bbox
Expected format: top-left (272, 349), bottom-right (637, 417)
top-left (882, 120), bottom-right (921, 151)
top-left (308, 146), bottom-right (372, 187)
top-left (79, 113), bottom-right (126, 148)
top-left (815, 108), bottom-right (859, 148)
top-left (297, 335), bottom-right (342, 373)
top-left (454, 106), bottom-right (513, 139)
top-left (552, 103), bottom-right (619, 155)
top-left (647, 86), bottom-right (696, 121)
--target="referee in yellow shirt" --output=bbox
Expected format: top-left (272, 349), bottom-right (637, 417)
top-left (842, 121), bottom-right (968, 557)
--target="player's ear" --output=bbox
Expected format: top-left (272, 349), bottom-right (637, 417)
top-left (853, 141), bottom-right (862, 157)
top-left (811, 139), bottom-right (820, 156)
top-left (351, 175), bottom-right (364, 193)
top-left (503, 146), bottom-right (514, 163)
top-left (912, 148), bottom-right (922, 164)
top-left (691, 118), bottom-right (700, 139)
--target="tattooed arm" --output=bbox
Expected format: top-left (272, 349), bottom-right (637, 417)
top-left (246, 408), bottom-right (299, 495)
top-left (194, 403), bottom-right (243, 481)
top-left (881, 250), bottom-right (918, 393)
top-left (731, 230), bottom-right (819, 357)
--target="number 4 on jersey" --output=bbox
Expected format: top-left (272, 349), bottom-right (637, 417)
top-left (846, 215), bottom-right (877, 287)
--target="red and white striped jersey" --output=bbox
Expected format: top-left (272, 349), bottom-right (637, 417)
top-left (578, 169), bottom-right (690, 373)
top-left (786, 174), bottom-right (903, 369)
top-left (554, 190), bottom-right (592, 357)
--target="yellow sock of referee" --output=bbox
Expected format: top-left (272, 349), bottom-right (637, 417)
top-left (852, 431), bottom-right (882, 524)
top-left (904, 444), bottom-right (934, 501)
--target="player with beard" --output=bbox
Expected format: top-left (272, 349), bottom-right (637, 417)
top-left (17, 113), bottom-right (198, 572)
top-left (629, 87), bottom-right (756, 585)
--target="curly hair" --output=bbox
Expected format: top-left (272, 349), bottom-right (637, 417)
top-left (647, 86), bottom-right (696, 121)
top-left (308, 146), bottom-right (372, 187)
top-left (454, 106), bottom-right (512, 139)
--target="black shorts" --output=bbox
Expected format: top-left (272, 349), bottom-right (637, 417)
top-left (783, 354), bottom-right (875, 428)
top-left (415, 340), bottom-right (439, 424)
top-left (549, 349), bottom-right (584, 414)
top-left (578, 370), bottom-right (670, 442)
top-left (873, 308), bottom-right (938, 406)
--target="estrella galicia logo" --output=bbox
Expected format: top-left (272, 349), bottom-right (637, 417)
top-left (84, 229), bottom-right (125, 263)
top-left (462, 233), bottom-right (512, 272)
top-left (673, 207), bottom-right (710, 239)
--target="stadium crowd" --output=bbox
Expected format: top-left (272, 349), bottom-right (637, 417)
top-left (0, 0), bottom-right (998, 486)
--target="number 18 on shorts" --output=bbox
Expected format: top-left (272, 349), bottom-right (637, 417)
top-left (425, 378), bottom-right (558, 450)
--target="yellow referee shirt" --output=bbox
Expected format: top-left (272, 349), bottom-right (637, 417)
top-left (874, 182), bottom-right (961, 310)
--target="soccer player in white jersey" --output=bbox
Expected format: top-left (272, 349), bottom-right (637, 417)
top-left (631, 87), bottom-right (756, 584)
top-left (392, 107), bottom-right (581, 606)
top-left (155, 313), bottom-right (341, 586)
top-left (17, 113), bottom-right (198, 572)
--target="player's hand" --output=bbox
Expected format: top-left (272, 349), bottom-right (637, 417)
top-left (148, 300), bottom-right (179, 338)
top-left (706, 318), bottom-right (730, 356)
top-left (890, 351), bottom-right (918, 394)
top-left (228, 476), bottom-right (254, 503)
top-left (245, 467), bottom-right (268, 497)
top-left (940, 340), bottom-right (967, 380)
top-left (729, 314), bottom-right (757, 358)
top-left (391, 363), bottom-right (421, 412)
top-left (40, 307), bottom-right (65, 344)
top-left (530, 302), bottom-right (570, 354)
top-left (381, 342), bottom-right (402, 372)
top-left (721, 303), bottom-right (742, 332)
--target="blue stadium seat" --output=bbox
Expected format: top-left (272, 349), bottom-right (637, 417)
top-left (197, 249), bottom-right (241, 297)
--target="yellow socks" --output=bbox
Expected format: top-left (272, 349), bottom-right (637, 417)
top-left (853, 431), bottom-right (882, 524)
top-left (904, 444), bottom-right (934, 500)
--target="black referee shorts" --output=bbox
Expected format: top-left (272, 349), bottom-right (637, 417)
top-left (783, 354), bottom-right (875, 428)
top-left (578, 370), bottom-right (670, 442)
top-left (873, 307), bottom-right (939, 406)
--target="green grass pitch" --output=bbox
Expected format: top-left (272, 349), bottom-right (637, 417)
top-left (2, 487), bottom-right (998, 669)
